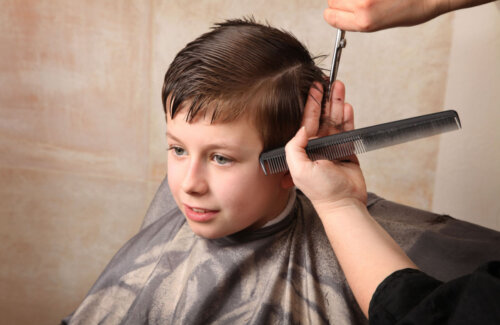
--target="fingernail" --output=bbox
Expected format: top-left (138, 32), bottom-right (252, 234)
top-left (297, 126), bottom-right (306, 137)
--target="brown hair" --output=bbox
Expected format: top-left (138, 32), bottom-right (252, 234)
top-left (162, 18), bottom-right (329, 151)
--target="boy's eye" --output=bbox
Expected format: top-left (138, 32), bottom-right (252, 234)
top-left (212, 154), bottom-right (232, 166)
top-left (169, 146), bottom-right (187, 157)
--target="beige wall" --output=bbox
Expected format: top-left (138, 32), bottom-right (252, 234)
top-left (433, 2), bottom-right (500, 230)
top-left (0, 1), bottom-right (497, 324)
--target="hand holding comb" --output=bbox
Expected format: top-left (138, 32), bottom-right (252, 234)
top-left (259, 110), bottom-right (461, 175)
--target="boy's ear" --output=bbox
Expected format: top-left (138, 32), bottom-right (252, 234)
top-left (280, 171), bottom-right (295, 189)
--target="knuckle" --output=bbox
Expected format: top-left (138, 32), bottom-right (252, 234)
top-left (356, 1), bottom-right (377, 31)
top-left (324, 9), bottom-right (337, 26)
top-left (357, 0), bottom-right (375, 10)
top-left (357, 16), bottom-right (375, 32)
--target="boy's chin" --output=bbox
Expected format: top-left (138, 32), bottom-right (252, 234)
top-left (186, 221), bottom-right (230, 240)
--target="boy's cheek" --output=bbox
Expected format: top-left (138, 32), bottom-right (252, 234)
top-left (166, 162), bottom-right (182, 193)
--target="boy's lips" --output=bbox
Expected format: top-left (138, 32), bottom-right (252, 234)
top-left (183, 204), bottom-right (219, 223)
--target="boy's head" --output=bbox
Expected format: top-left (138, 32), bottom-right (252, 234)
top-left (162, 18), bottom-right (328, 152)
top-left (163, 18), bottom-right (328, 239)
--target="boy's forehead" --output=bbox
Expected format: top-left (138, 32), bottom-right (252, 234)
top-left (167, 109), bottom-right (264, 150)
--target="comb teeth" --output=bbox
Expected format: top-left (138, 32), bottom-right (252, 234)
top-left (260, 137), bottom-right (367, 175)
top-left (307, 136), bottom-right (366, 160)
top-left (259, 110), bottom-right (461, 175)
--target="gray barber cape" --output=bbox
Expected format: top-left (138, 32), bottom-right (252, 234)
top-left (63, 178), bottom-right (500, 324)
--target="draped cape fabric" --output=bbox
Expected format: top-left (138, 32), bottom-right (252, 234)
top-left (63, 177), bottom-right (500, 324)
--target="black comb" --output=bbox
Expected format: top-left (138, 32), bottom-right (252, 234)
top-left (259, 110), bottom-right (461, 175)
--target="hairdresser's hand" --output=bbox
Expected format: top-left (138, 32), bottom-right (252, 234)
top-left (300, 81), bottom-right (324, 138)
top-left (324, 0), bottom-right (449, 32)
top-left (288, 81), bottom-right (367, 211)
top-left (301, 81), bottom-right (349, 138)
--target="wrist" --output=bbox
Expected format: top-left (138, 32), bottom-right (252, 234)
top-left (312, 197), bottom-right (368, 220)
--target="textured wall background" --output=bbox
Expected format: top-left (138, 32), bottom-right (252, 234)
top-left (0, 1), bottom-right (498, 324)
top-left (432, 2), bottom-right (500, 231)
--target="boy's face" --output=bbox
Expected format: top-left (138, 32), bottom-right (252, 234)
top-left (166, 109), bottom-right (291, 239)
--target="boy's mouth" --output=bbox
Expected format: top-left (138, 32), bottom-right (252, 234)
top-left (183, 204), bottom-right (218, 223)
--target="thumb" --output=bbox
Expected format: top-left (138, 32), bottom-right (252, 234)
top-left (285, 126), bottom-right (312, 174)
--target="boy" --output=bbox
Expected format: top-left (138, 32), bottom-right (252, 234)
top-left (162, 18), bottom-right (332, 240)
top-left (63, 19), bottom-right (499, 324)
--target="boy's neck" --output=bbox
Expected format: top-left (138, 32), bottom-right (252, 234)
top-left (261, 189), bottom-right (296, 229)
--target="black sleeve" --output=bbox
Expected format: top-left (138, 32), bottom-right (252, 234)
top-left (368, 261), bottom-right (500, 325)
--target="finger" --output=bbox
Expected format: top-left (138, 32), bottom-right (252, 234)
top-left (327, 0), bottom-right (356, 12)
top-left (317, 80), bottom-right (345, 137)
top-left (285, 126), bottom-right (313, 174)
top-left (343, 102), bottom-right (355, 131)
top-left (339, 103), bottom-right (358, 164)
top-left (329, 80), bottom-right (345, 132)
top-left (301, 82), bottom-right (324, 137)
top-left (323, 8), bottom-right (362, 31)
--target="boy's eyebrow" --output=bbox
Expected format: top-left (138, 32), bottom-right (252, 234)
top-left (165, 131), bottom-right (181, 142)
top-left (166, 131), bottom-right (244, 151)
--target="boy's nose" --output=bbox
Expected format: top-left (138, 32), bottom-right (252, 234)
top-left (181, 160), bottom-right (208, 195)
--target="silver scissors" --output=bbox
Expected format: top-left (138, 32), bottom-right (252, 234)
top-left (329, 29), bottom-right (347, 94)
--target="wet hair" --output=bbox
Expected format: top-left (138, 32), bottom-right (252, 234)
top-left (162, 18), bottom-right (329, 151)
